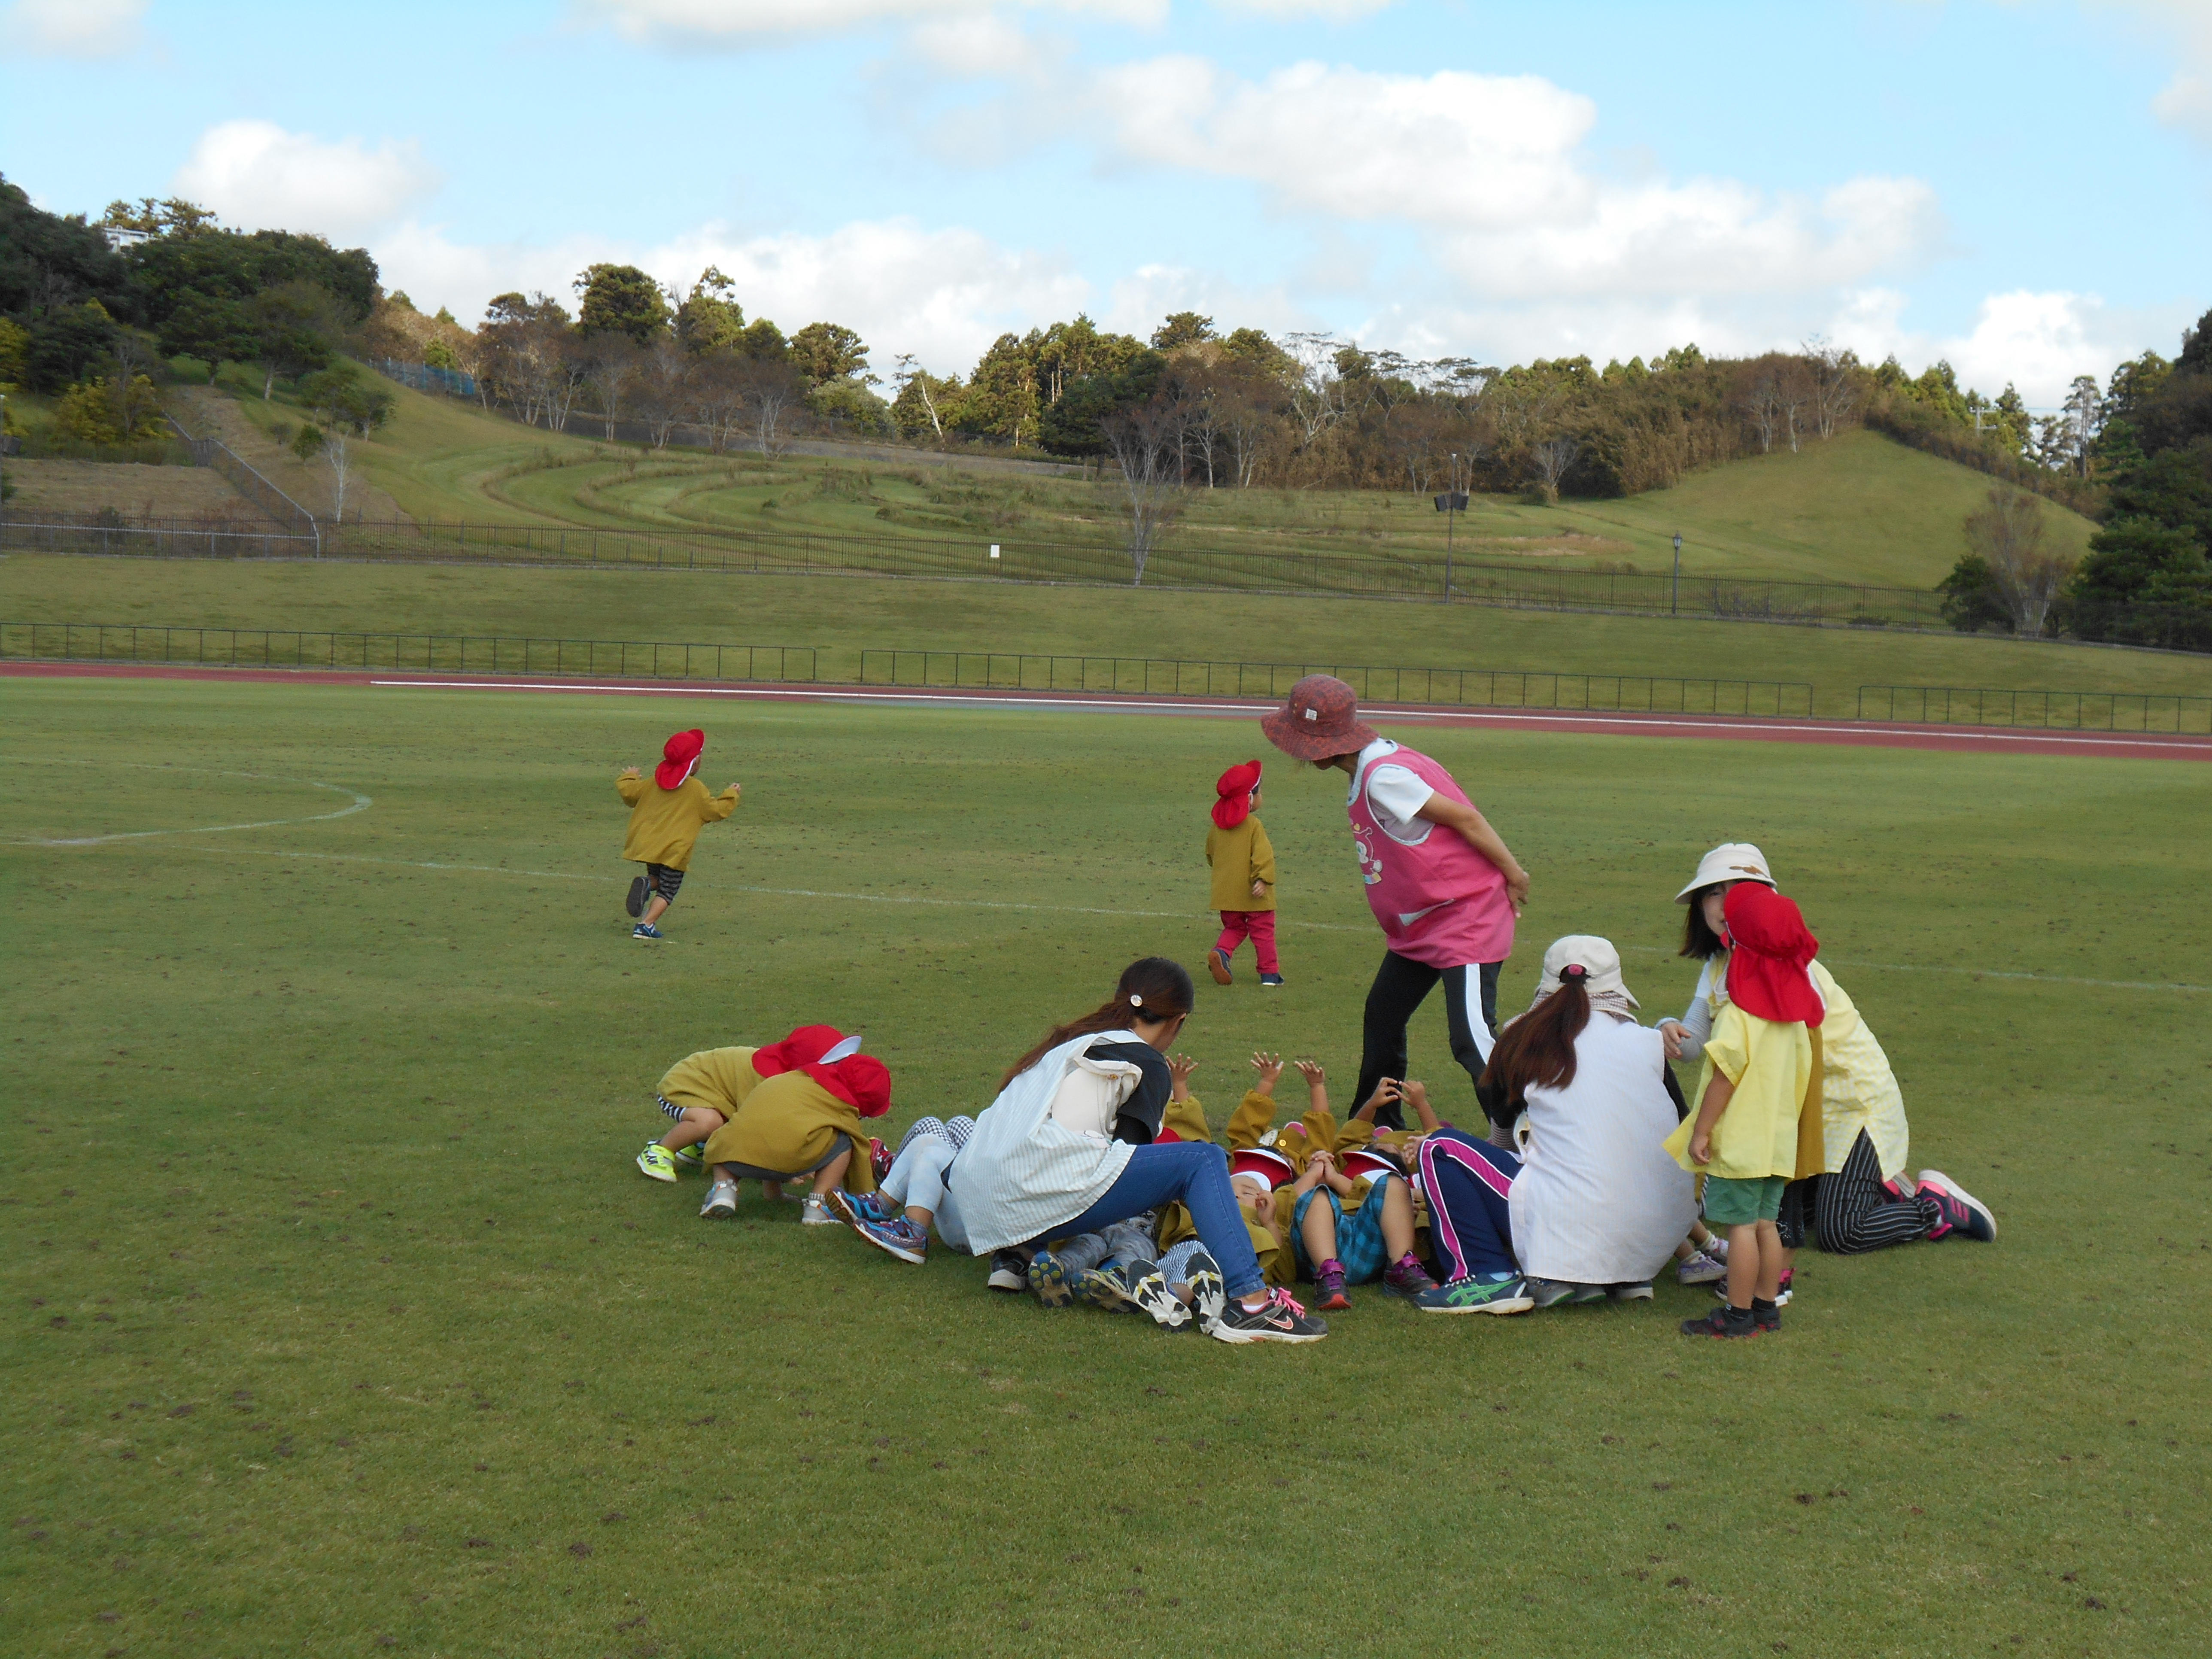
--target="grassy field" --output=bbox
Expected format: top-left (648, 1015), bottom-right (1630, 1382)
top-left (3, 670), bottom-right (2207, 1657)
top-left (179, 365), bottom-right (2097, 590)
top-left (3, 551), bottom-right (2208, 717)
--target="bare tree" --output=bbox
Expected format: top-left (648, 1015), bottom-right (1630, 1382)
top-left (1743, 367), bottom-right (1782, 454)
top-left (632, 339), bottom-right (693, 449)
top-left (576, 334), bottom-right (639, 441)
top-left (892, 352), bottom-right (951, 439)
top-left (1966, 488), bottom-right (2072, 636)
top-left (1180, 374), bottom-right (1223, 488)
top-left (1099, 385), bottom-right (1189, 583)
top-left (1206, 362), bottom-right (1279, 488)
top-left (737, 359), bottom-right (806, 456)
top-left (690, 349), bottom-right (747, 453)
top-left (1279, 332), bottom-right (1349, 447)
top-left (1778, 358), bottom-right (1811, 453)
top-left (2062, 375), bottom-right (2104, 478)
top-left (1803, 337), bottom-right (1857, 440)
top-left (324, 431), bottom-right (352, 524)
top-left (1528, 434), bottom-right (1580, 503)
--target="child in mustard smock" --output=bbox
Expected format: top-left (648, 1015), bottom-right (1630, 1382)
top-left (1205, 759), bottom-right (1282, 987)
top-left (617, 727), bottom-right (740, 942)
top-left (1666, 883), bottom-right (1824, 1340)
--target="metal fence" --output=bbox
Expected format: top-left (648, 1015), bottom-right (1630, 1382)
top-left (0, 623), bottom-right (820, 684)
top-left (375, 358), bottom-right (478, 400)
top-left (0, 517), bottom-right (321, 559)
top-left (164, 414), bottom-right (322, 544)
top-left (858, 651), bottom-right (1815, 715)
top-left (1858, 685), bottom-right (2212, 734)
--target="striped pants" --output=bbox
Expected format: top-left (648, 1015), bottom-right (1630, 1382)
top-left (1416, 1127), bottom-right (1521, 1281)
top-left (1779, 1129), bottom-right (1938, 1255)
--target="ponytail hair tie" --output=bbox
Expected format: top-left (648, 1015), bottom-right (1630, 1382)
top-left (1562, 963), bottom-right (1589, 982)
top-left (1130, 994), bottom-right (1143, 1007)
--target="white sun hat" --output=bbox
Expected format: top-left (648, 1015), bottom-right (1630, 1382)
top-left (1673, 842), bottom-right (1778, 903)
top-left (1532, 934), bottom-right (1637, 1009)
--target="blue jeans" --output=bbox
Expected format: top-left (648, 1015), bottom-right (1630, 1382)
top-left (1021, 1141), bottom-right (1264, 1298)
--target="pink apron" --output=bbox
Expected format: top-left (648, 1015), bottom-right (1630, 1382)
top-left (1348, 744), bottom-right (1515, 969)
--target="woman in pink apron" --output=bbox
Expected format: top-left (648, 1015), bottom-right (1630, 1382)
top-left (1261, 675), bottom-right (1531, 1130)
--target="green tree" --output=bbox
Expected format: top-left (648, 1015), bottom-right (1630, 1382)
top-left (740, 318), bottom-right (788, 361)
top-left (1151, 311), bottom-right (1215, 350)
top-left (574, 264), bottom-right (670, 344)
top-left (889, 354), bottom-right (961, 438)
top-left (1935, 553), bottom-right (2008, 633)
top-left (157, 291), bottom-right (255, 382)
top-left (0, 317), bottom-right (28, 383)
top-left (23, 301), bottom-right (118, 393)
top-left (960, 332), bottom-right (1041, 447)
top-left (299, 364), bottom-right (394, 436)
top-left (674, 267), bottom-right (746, 355)
top-left (788, 321), bottom-right (870, 385)
top-left (245, 281), bottom-right (339, 398)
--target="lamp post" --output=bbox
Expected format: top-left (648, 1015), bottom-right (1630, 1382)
top-left (1671, 531), bottom-right (1683, 616)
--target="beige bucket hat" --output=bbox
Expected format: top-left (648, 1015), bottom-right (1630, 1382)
top-left (1674, 842), bottom-right (1777, 903)
top-left (1532, 935), bottom-right (1638, 1009)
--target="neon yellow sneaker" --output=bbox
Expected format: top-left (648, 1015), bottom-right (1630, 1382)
top-left (636, 1142), bottom-right (678, 1183)
top-left (672, 1142), bottom-right (705, 1173)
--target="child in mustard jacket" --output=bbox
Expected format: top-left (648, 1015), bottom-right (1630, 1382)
top-left (617, 728), bottom-right (739, 941)
top-left (1206, 759), bottom-right (1281, 987)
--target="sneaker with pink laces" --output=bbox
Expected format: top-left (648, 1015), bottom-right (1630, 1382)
top-left (1208, 1287), bottom-right (1328, 1344)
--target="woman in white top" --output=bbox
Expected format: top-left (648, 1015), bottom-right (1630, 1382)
top-left (1657, 843), bottom-right (1996, 1257)
top-left (944, 957), bottom-right (1328, 1344)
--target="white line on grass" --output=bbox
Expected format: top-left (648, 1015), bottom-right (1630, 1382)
top-left (364, 680), bottom-right (2212, 756)
top-left (52, 839), bottom-right (2211, 996)
top-left (0, 759), bottom-right (372, 845)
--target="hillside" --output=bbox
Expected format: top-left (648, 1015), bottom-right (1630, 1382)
top-left (199, 365), bottom-right (2097, 595)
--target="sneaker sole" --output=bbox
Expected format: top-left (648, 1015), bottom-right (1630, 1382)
top-left (1029, 1260), bottom-right (1072, 1307)
top-left (625, 876), bottom-right (648, 919)
top-left (1609, 1284), bottom-right (1655, 1301)
top-left (1207, 951), bottom-right (1233, 985)
top-left (1676, 1268), bottom-right (1726, 1285)
top-left (1918, 1169), bottom-right (1998, 1241)
top-left (636, 1159), bottom-right (678, 1183)
top-left (1208, 1319), bottom-right (1327, 1344)
top-left (823, 1189), bottom-right (879, 1230)
top-left (1187, 1266), bottom-right (1228, 1332)
top-left (1126, 1276), bottom-right (1191, 1331)
top-left (986, 1269), bottom-right (1027, 1294)
top-left (854, 1228), bottom-right (927, 1265)
top-left (1419, 1294), bottom-right (1534, 1315)
top-left (699, 1194), bottom-right (738, 1218)
top-left (1077, 1272), bottom-right (1145, 1314)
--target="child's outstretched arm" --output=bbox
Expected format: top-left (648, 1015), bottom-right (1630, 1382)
top-left (1292, 1059), bottom-right (1328, 1117)
top-left (1401, 1078), bottom-right (1442, 1133)
top-left (1249, 1051), bottom-right (1285, 1097)
top-left (1167, 1052), bottom-right (1199, 1102)
top-left (1352, 1077), bottom-right (1402, 1123)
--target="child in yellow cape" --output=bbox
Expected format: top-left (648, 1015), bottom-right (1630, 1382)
top-left (691, 1027), bottom-right (890, 1226)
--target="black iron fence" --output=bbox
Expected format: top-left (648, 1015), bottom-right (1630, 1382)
top-left (0, 623), bottom-right (819, 684)
top-left (163, 413), bottom-right (321, 543)
top-left (1858, 685), bottom-right (2212, 734)
top-left (858, 651), bottom-right (1815, 716)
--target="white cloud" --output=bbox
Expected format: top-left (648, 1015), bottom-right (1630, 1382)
top-left (374, 216), bottom-right (1088, 377)
top-left (2100, 0), bottom-right (2212, 140)
top-left (2, 0), bottom-right (148, 58)
top-left (1099, 262), bottom-right (1316, 340)
top-left (174, 121), bottom-right (441, 243)
top-left (577, 0), bottom-right (1164, 43)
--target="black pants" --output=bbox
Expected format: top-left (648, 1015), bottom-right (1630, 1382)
top-left (1354, 952), bottom-right (1502, 1130)
top-left (1776, 1129), bottom-right (1937, 1255)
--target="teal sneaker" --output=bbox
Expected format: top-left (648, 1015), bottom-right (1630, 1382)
top-left (1412, 1274), bottom-right (1533, 1315)
top-left (1028, 1251), bottom-right (1073, 1307)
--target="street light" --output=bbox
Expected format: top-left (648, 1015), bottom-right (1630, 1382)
top-left (1435, 452), bottom-right (1469, 603)
top-left (1671, 531), bottom-right (1683, 616)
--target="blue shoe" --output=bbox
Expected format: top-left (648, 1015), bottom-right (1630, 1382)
top-left (1258, 973), bottom-right (1285, 988)
top-left (633, 923), bottom-right (662, 941)
top-left (827, 1188), bottom-right (901, 1227)
top-left (1523, 1276), bottom-right (1580, 1309)
top-left (1027, 1251), bottom-right (1072, 1307)
top-left (848, 1213), bottom-right (929, 1265)
top-left (1412, 1273), bottom-right (1532, 1315)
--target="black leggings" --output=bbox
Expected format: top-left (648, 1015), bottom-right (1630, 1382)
top-left (1353, 952), bottom-right (1502, 1130)
top-left (1776, 1128), bottom-right (1937, 1254)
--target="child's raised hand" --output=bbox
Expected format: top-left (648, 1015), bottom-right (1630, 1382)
top-left (1167, 1053), bottom-right (1199, 1099)
top-left (620, 765), bottom-right (641, 777)
top-left (726, 781), bottom-right (742, 797)
top-left (1401, 1077), bottom-right (1440, 1129)
top-left (1249, 1050), bottom-right (1286, 1094)
top-left (1292, 1058), bottom-right (1325, 1089)
top-left (1355, 1077), bottom-right (1401, 1121)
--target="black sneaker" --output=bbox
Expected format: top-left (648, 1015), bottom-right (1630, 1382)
top-left (1751, 1298), bottom-right (1781, 1334)
top-left (1208, 1287), bottom-right (1328, 1344)
top-left (1076, 1264), bottom-right (1146, 1315)
top-left (1120, 1259), bottom-right (1191, 1331)
top-left (625, 875), bottom-right (649, 919)
top-left (1182, 1250), bottom-right (1227, 1329)
top-left (1680, 1306), bottom-right (1760, 1340)
top-left (987, 1249), bottom-right (1030, 1293)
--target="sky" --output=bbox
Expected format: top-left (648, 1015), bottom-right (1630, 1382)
top-left (3, 0), bottom-right (2208, 402)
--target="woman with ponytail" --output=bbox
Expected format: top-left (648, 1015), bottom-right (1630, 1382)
top-left (1410, 937), bottom-right (1695, 1314)
top-left (944, 957), bottom-right (1328, 1344)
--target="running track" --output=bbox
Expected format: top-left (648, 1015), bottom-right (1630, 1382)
top-left (7, 659), bottom-right (2210, 761)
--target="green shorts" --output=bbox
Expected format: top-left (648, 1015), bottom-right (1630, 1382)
top-left (1703, 1174), bottom-right (1787, 1227)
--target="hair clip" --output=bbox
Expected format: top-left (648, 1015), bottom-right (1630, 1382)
top-left (1130, 994), bottom-right (1143, 1007)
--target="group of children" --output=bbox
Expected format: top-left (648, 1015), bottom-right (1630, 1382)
top-left (613, 720), bottom-right (1997, 1343)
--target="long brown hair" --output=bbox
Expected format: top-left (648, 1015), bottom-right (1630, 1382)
top-left (1483, 972), bottom-right (1592, 1113)
top-left (1680, 884), bottom-right (1728, 960)
top-left (1000, 957), bottom-right (1194, 1091)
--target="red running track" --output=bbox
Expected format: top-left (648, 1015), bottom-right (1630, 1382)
top-left (7, 658), bottom-right (2211, 761)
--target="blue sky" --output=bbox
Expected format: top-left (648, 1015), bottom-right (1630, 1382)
top-left (3, 0), bottom-right (2207, 400)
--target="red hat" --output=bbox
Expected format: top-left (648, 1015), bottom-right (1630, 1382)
top-left (752, 1024), bottom-right (847, 1077)
top-left (1722, 884), bottom-right (1825, 1027)
top-left (1229, 1146), bottom-right (1296, 1188)
top-left (1341, 1146), bottom-right (1405, 1181)
top-left (1260, 675), bottom-right (1378, 762)
top-left (655, 729), bottom-right (705, 790)
top-left (753, 1025), bottom-right (893, 1118)
top-left (1211, 759), bottom-right (1263, 830)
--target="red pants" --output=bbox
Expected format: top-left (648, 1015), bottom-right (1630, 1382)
top-left (1215, 909), bottom-right (1279, 974)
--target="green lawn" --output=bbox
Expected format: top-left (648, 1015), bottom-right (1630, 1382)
top-left (2, 673), bottom-right (2206, 1657)
top-left (4, 552), bottom-right (2207, 718)
top-left (207, 367), bottom-right (2096, 590)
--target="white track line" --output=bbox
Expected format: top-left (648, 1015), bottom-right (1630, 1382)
top-left (364, 679), bottom-right (2212, 755)
top-left (56, 839), bottom-right (2208, 996)
top-left (0, 759), bottom-right (371, 846)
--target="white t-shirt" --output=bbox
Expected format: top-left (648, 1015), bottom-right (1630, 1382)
top-left (1349, 738), bottom-right (1436, 845)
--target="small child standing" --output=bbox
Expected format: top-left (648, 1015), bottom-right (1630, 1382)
top-left (1205, 759), bottom-right (1281, 988)
top-left (617, 728), bottom-right (740, 942)
top-left (1665, 883), bottom-right (1825, 1339)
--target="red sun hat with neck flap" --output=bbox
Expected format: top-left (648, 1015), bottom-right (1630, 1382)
top-left (655, 729), bottom-right (705, 790)
top-left (1212, 758), bottom-right (1263, 829)
top-left (1722, 883), bottom-right (1825, 1027)
top-left (753, 1025), bottom-right (893, 1118)
top-left (1260, 675), bottom-right (1379, 762)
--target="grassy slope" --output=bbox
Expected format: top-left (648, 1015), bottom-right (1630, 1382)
top-left (1, 676), bottom-right (2206, 1657)
top-left (3, 553), bottom-right (2208, 715)
top-left (201, 371), bottom-right (2098, 589)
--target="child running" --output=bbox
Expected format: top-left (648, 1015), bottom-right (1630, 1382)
top-left (617, 728), bottom-right (741, 942)
top-left (1664, 884), bottom-right (1824, 1338)
top-left (1206, 759), bottom-right (1282, 987)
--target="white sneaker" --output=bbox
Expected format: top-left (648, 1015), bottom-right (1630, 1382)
top-left (799, 1194), bottom-right (837, 1226)
top-left (699, 1181), bottom-right (737, 1219)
